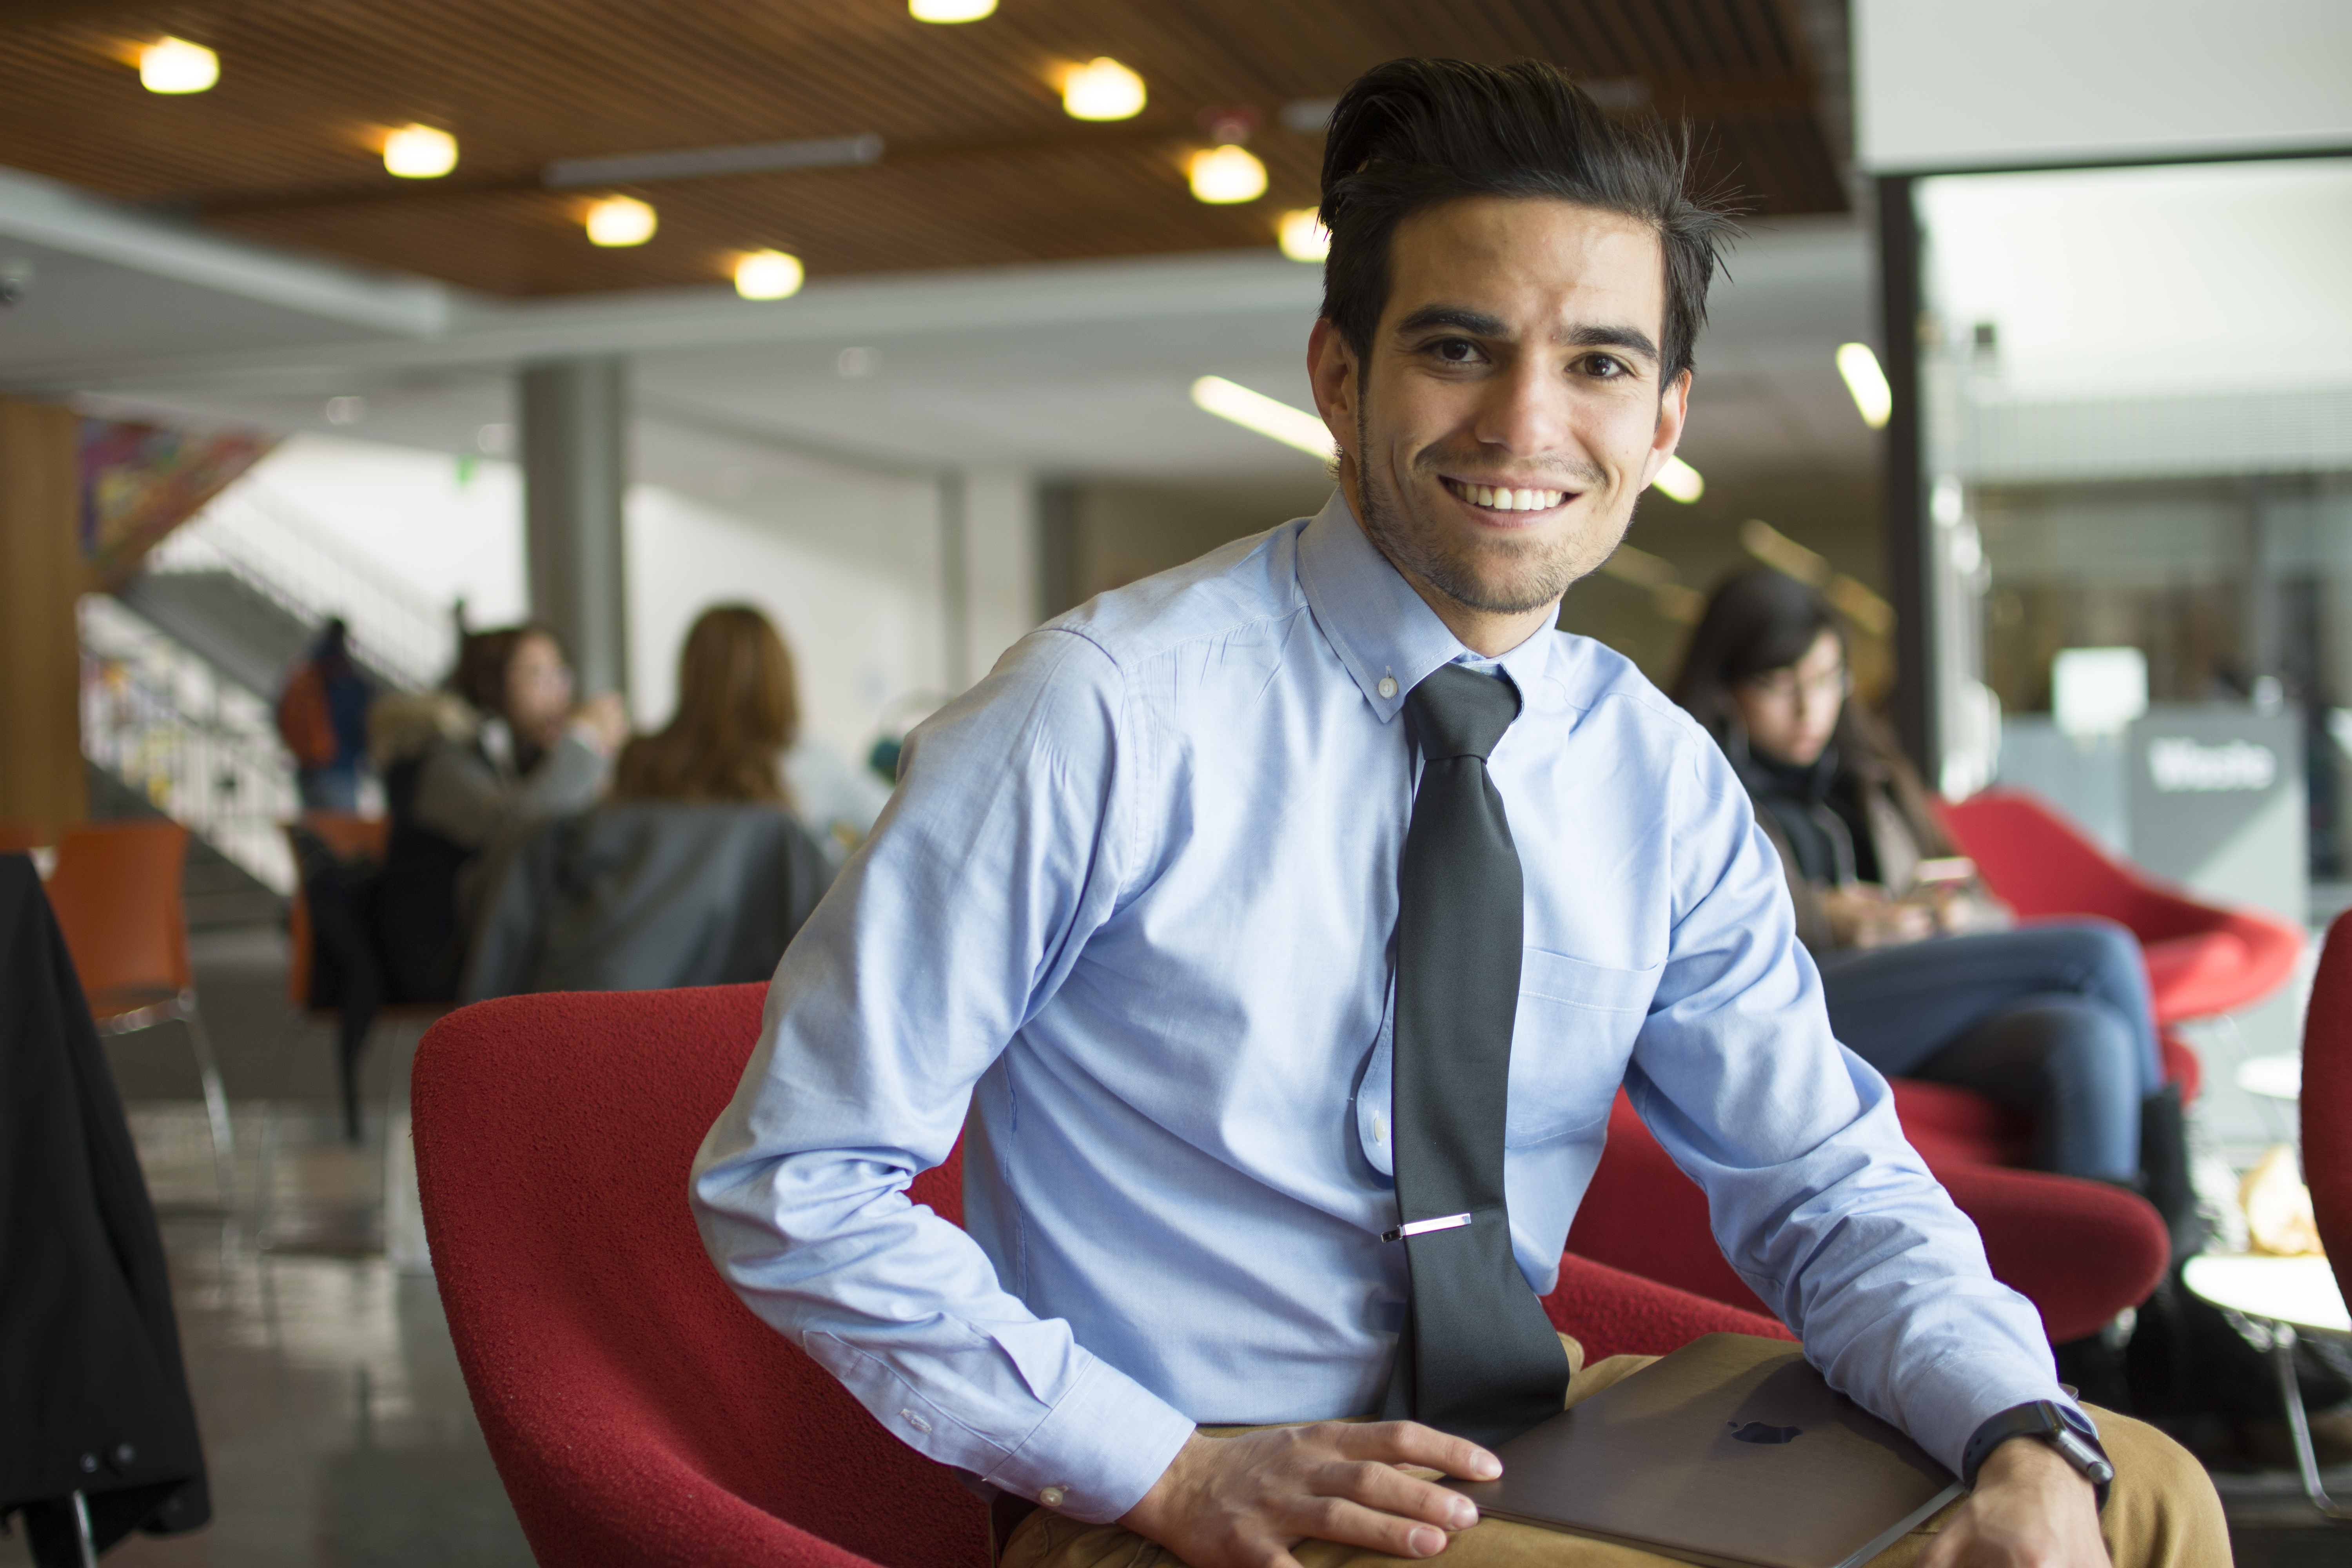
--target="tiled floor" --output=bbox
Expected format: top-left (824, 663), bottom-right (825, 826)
top-left (13, 924), bottom-right (2352, 1565)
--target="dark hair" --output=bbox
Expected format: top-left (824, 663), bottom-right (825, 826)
top-left (1668, 568), bottom-right (1846, 743)
top-left (449, 622), bottom-right (562, 723)
top-left (613, 604), bottom-right (799, 806)
top-left (1319, 58), bottom-right (1740, 385)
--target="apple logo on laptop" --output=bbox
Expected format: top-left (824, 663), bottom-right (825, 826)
top-left (1728, 1421), bottom-right (1804, 1445)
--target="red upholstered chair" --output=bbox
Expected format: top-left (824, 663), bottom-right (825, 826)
top-left (1938, 787), bottom-right (2301, 1031)
top-left (2305, 909), bottom-right (2352, 1298)
top-left (412, 985), bottom-right (1788, 1568)
top-left (1568, 1095), bottom-right (2171, 1346)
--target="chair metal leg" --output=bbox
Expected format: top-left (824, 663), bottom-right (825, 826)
top-left (69, 1489), bottom-right (97, 1568)
top-left (180, 994), bottom-right (236, 1209)
top-left (2273, 1327), bottom-right (2352, 1521)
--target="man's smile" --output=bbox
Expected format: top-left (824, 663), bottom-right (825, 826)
top-left (1438, 475), bottom-right (1573, 515)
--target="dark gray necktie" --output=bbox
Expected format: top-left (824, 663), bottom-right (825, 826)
top-left (1378, 661), bottom-right (1569, 1447)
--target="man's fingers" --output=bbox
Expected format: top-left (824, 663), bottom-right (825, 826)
top-left (1282, 1494), bottom-right (1456, 1560)
top-left (1328, 1420), bottom-right (1503, 1481)
top-left (1313, 1457), bottom-right (1480, 1531)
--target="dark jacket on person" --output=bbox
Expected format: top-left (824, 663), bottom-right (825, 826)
top-left (461, 803), bottom-right (833, 1001)
top-left (1720, 713), bottom-right (2006, 954)
top-left (370, 692), bottom-right (609, 1003)
top-left (0, 855), bottom-right (209, 1564)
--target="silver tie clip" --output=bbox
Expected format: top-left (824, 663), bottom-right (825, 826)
top-left (1382, 1212), bottom-right (1473, 1243)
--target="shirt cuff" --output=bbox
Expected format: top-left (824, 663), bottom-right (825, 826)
top-left (980, 1354), bottom-right (1198, 1525)
top-left (1907, 1356), bottom-right (2096, 1478)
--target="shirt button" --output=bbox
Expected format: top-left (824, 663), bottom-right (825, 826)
top-left (1038, 1485), bottom-right (1068, 1508)
top-left (1377, 676), bottom-right (1398, 699)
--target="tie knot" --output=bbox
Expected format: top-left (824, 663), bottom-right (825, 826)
top-left (1405, 662), bottom-right (1520, 761)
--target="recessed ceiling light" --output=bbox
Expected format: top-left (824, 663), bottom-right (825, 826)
top-left (138, 37), bottom-right (218, 94)
top-left (383, 123), bottom-right (458, 179)
top-left (733, 249), bottom-right (804, 300)
top-left (1835, 342), bottom-right (1893, 430)
top-left (910, 0), bottom-right (996, 19)
top-left (584, 196), bottom-right (657, 247)
top-left (1188, 145), bottom-right (1266, 205)
top-left (1062, 58), bottom-right (1145, 122)
top-left (1190, 376), bottom-right (1330, 458)
top-left (1653, 456), bottom-right (1704, 503)
top-left (1277, 209), bottom-right (1329, 262)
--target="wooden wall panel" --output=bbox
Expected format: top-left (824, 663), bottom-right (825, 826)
top-left (0, 397), bottom-right (86, 838)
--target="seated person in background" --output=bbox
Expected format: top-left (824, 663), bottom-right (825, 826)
top-left (466, 603), bottom-right (829, 999)
top-left (616, 603), bottom-right (890, 862)
top-left (1669, 568), bottom-right (2177, 1193)
top-left (695, 58), bottom-right (2219, 1568)
top-left (371, 622), bottom-right (624, 1002)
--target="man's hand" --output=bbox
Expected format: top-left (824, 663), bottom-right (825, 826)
top-left (1918, 1436), bottom-right (2105, 1567)
top-left (1116, 1421), bottom-right (1500, 1567)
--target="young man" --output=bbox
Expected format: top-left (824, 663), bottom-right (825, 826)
top-left (694, 59), bottom-right (2223, 1568)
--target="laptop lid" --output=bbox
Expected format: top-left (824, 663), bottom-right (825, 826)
top-left (1446, 1333), bottom-right (1961, 1568)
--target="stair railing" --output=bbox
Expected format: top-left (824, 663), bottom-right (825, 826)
top-left (81, 595), bottom-right (300, 895)
top-left (145, 482), bottom-right (453, 693)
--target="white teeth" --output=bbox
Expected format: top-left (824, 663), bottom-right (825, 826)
top-left (1450, 480), bottom-right (1565, 511)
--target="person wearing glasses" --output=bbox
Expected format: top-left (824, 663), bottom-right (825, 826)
top-left (1670, 568), bottom-right (2174, 1195)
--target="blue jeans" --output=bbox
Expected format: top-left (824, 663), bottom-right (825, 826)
top-left (1812, 921), bottom-right (2160, 1182)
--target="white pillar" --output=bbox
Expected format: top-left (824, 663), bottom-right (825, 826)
top-left (519, 358), bottom-right (630, 699)
top-left (955, 467), bottom-right (1042, 690)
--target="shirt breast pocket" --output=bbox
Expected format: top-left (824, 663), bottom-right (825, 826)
top-left (1507, 947), bottom-right (1661, 1147)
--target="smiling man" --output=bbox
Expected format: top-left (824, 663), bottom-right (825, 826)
top-left (692, 59), bottom-right (2223, 1568)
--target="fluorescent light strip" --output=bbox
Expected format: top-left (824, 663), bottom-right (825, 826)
top-left (546, 134), bottom-right (883, 190)
top-left (1653, 455), bottom-right (1704, 503)
top-left (1190, 376), bottom-right (1332, 458)
top-left (1836, 342), bottom-right (1893, 430)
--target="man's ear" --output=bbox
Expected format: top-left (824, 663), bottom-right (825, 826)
top-left (1307, 318), bottom-right (1359, 461)
top-left (1637, 368), bottom-right (1693, 490)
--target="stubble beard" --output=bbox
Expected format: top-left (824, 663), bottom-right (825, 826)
top-left (1351, 402), bottom-right (1622, 619)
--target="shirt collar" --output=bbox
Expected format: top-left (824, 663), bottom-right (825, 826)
top-left (1294, 489), bottom-right (1555, 724)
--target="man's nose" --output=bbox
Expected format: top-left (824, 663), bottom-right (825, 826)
top-left (1472, 357), bottom-right (1574, 456)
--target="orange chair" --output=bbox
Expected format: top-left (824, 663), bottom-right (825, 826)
top-left (44, 819), bottom-right (234, 1205)
top-left (0, 822), bottom-right (46, 852)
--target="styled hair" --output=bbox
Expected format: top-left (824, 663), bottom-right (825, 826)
top-left (1319, 58), bottom-right (1740, 384)
top-left (449, 622), bottom-right (562, 724)
top-left (1669, 568), bottom-right (1846, 745)
top-left (613, 604), bottom-right (798, 806)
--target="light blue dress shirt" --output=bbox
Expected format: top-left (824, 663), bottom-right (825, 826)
top-left (692, 492), bottom-right (2080, 1526)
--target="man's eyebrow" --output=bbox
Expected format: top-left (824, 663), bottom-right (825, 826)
top-left (1393, 305), bottom-right (1508, 338)
top-left (1558, 324), bottom-right (1660, 363)
top-left (1392, 306), bottom-right (1661, 366)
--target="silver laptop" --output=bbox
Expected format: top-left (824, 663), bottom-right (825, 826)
top-left (1446, 1333), bottom-right (1962, 1568)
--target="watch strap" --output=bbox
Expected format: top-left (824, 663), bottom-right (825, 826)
top-left (1962, 1400), bottom-right (2113, 1509)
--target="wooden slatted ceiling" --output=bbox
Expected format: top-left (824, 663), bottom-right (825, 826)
top-left (0, 0), bottom-right (1843, 298)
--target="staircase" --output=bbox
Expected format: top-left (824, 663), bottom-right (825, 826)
top-left (81, 479), bottom-right (454, 926)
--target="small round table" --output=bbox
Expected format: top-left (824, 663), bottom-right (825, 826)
top-left (2182, 1253), bottom-right (2351, 1520)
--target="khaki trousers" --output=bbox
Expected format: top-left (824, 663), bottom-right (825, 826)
top-left (1002, 1339), bottom-right (2229, 1568)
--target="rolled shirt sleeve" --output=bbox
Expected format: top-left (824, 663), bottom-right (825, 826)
top-left (691, 629), bottom-right (1196, 1522)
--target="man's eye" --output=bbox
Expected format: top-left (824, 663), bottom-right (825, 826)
top-left (1432, 338), bottom-right (1481, 363)
top-left (1583, 354), bottom-right (1627, 378)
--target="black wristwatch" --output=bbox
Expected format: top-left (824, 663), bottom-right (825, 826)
top-left (1962, 1400), bottom-right (2113, 1509)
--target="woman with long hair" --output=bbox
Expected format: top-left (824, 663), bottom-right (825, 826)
top-left (615, 604), bottom-right (889, 857)
top-left (614, 605), bottom-right (797, 805)
top-left (1671, 568), bottom-right (2170, 1189)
